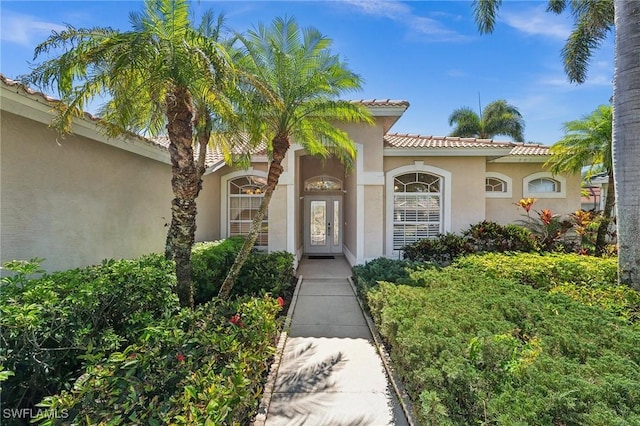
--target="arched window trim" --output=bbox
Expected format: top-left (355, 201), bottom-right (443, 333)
top-left (523, 172), bottom-right (566, 199)
top-left (485, 172), bottom-right (512, 198)
top-left (220, 169), bottom-right (269, 247)
top-left (385, 162), bottom-right (452, 257)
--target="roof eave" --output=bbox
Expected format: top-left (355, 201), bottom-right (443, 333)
top-left (1, 82), bottom-right (171, 165)
top-left (383, 147), bottom-right (514, 157)
top-left (489, 155), bottom-right (550, 163)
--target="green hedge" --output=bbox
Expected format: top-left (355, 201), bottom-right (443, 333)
top-left (35, 296), bottom-right (282, 425)
top-left (192, 237), bottom-right (295, 304)
top-left (0, 255), bottom-right (178, 416)
top-left (453, 253), bottom-right (638, 323)
top-left (367, 268), bottom-right (640, 425)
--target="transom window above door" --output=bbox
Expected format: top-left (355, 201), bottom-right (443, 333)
top-left (304, 176), bottom-right (342, 192)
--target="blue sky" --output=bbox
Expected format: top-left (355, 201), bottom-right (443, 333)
top-left (0, 0), bottom-right (614, 144)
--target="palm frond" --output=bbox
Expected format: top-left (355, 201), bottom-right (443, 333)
top-left (472, 0), bottom-right (503, 34)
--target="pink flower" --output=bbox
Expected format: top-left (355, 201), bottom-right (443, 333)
top-left (277, 296), bottom-right (285, 307)
top-left (176, 353), bottom-right (185, 363)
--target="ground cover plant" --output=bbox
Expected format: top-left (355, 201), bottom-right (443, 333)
top-left (353, 253), bottom-right (640, 425)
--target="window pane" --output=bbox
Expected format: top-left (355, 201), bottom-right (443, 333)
top-left (529, 178), bottom-right (558, 193)
top-left (229, 176), bottom-right (268, 246)
top-left (486, 177), bottom-right (506, 192)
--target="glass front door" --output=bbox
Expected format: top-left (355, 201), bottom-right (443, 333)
top-left (304, 195), bottom-right (342, 254)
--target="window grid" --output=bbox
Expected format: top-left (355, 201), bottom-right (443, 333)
top-left (393, 173), bottom-right (442, 249)
top-left (229, 176), bottom-right (268, 246)
top-left (485, 177), bottom-right (507, 192)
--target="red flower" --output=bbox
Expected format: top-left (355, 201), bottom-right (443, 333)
top-left (176, 353), bottom-right (185, 363)
top-left (539, 209), bottom-right (554, 225)
top-left (277, 296), bottom-right (285, 307)
top-left (230, 313), bottom-right (245, 327)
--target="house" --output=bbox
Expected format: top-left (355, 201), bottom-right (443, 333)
top-left (0, 75), bottom-right (581, 272)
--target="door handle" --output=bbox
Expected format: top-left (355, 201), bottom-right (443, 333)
top-left (327, 222), bottom-right (331, 229)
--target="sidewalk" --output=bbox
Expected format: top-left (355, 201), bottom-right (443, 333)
top-left (258, 256), bottom-right (410, 426)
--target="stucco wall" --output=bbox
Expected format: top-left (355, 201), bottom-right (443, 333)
top-left (364, 185), bottom-right (384, 260)
top-left (486, 163), bottom-right (582, 224)
top-left (384, 156), bottom-right (486, 234)
top-left (338, 121), bottom-right (385, 172)
top-left (1, 112), bottom-right (173, 273)
top-left (195, 172), bottom-right (220, 242)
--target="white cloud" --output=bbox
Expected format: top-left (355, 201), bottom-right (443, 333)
top-left (341, 0), bottom-right (468, 42)
top-left (1, 11), bottom-right (66, 46)
top-left (501, 6), bottom-right (571, 39)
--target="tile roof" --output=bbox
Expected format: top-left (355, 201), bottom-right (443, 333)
top-left (384, 133), bottom-right (550, 156)
top-left (353, 99), bottom-right (410, 108)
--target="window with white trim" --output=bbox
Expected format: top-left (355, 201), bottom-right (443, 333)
top-left (486, 177), bottom-right (506, 193)
top-left (392, 172), bottom-right (442, 249)
top-left (523, 172), bottom-right (566, 198)
top-left (228, 176), bottom-right (268, 246)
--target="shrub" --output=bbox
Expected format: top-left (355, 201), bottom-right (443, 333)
top-left (366, 268), bottom-right (640, 425)
top-left (0, 255), bottom-right (178, 416)
top-left (462, 221), bottom-right (538, 253)
top-left (453, 252), bottom-right (638, 322)
top-left (192, 237), bottom-right (295, 304)
top-left (402, 232), bottom-right (473, 264)
top-left (352, 257), bottom-right (421, 295)
top-left (35, 296), bottom-right (282, 425)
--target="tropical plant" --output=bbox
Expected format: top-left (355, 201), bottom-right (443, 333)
top-left (27, 0), bottom-right (235, 307)
top-left (216, 17), bottom-right (373, 298)
top-left (545, 104), bottom-right (614, 255)
top-left (448, 99), bottom-right (525, 141)
top-left (471, 0), bottom-right (639, 290)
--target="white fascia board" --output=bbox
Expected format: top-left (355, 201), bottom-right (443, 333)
top-left (2, 87), bottom-right (171, 164)
top-left (367, 106), bottom-right (407, 117)
top-left (383, 148), bottom-right (513, 157)
top-left (490, 155), bottom-right (549, 163)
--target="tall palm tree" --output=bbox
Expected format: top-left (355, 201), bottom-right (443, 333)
top-left (216, 17), bottom-right (372, 299)
top-left (28, 0), bottom-right (234, 307)
top-left (448, 99), bottom-right (525, 141)
top-left (545, 105), bottom-right (613, 255)
top-left (473, 0), bottom-right (640, 290)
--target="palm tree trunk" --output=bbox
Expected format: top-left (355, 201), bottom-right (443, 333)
top-left (595, 170), bottom-right (615, 256)
top-left (165, 86), bottom-right (200, 308)
top-left (218, 134), bottom-right (289, 299)
top-left (613, 0), bottom-right (640, 290)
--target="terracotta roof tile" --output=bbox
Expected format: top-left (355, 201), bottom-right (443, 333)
top-left (384, 133), bottom-right (550, 156)
top-left (352, 99), bottom-right (410, 108)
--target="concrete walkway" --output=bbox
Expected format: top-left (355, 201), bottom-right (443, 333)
top-left (260, 256), bottom-right (410, 426)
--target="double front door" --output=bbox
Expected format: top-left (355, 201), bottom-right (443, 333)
top-left (304, 195), bottom-right (342, 254)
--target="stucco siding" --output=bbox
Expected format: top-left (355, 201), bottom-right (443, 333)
top-left (364, 185), bottom-right (384, 259)
top-left (195, 172), bottom-right (220, 242)
top-left (486, 163), bottom-right (582, 224)
top-left (1, 112), bottom-right (173, 273)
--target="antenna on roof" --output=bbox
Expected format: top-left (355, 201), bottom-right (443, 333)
top-left (478, 92), bottom-right (482, 117)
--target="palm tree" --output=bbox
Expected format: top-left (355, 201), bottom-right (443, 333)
top-left (472, 0), bottom-right (640, 290)
top-left (216, 17), bottom-right (372, 299)
top-left (545, 105), bottom-right (613, 255)
top-left (28, 0), bottom-right (234, 308)
top-left (448, 99), bottom-right (525, 141)
top-left (613, 0), bottom-right (640, 289)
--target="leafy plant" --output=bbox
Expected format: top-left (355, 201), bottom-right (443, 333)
top-left (366, 268), bottom-right (640, 425)
top-left (0, 255), bottom-right (177, 415)
top-left (35, 296), bottom-right (282, 425)
top-left (191, 237), bottom-right (295, 304)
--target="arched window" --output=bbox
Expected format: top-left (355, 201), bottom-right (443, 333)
top-left (392, 172), bottom-right (442, 249)
top-left (485, 172), bottom-right (512, 198)
top-left (523, 172), bottom-right (566, 198)
top-left (228, 175), bottom-right (268, 246)
top-left (528, 177), bottom-right (559, 193)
